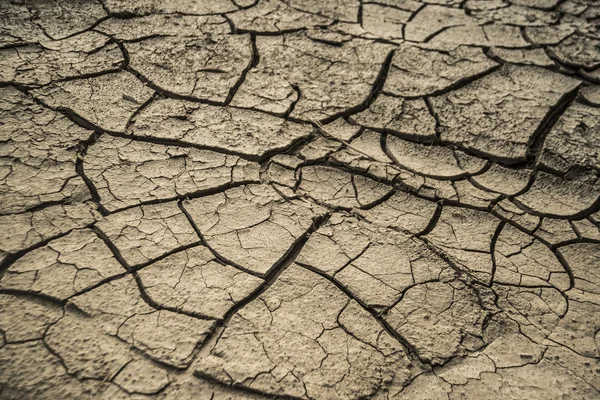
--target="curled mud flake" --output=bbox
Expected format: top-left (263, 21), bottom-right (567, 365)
top-left (96, 201), bottom-right (199, 267)
top-left (70, 275), bottom-right (215, 368)
top-left (430, 65), bottom-right (581, 163)
top-left (196, 264), bottom-right (412, 400)
top-left (84, 134), bottom-right (260, 212)
top-left (0, 229), bottom-right (124, 300)
top-left (129, 98), bottom-right (313, 158)
top-left (31, 72), bottom-right (155, 133)
top-left (183, 184), bottom-right (327, 276)
top-left (137, 245), bottom-right (264, 319)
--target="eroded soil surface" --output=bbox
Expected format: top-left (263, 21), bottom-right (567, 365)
top-left (1, 0), bottom-right (600, 399)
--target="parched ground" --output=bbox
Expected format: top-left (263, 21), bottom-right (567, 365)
top-left (1, 0), bottom-right (600, 399)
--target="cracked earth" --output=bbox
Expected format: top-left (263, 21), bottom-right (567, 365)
top-left (1, 1), bottom-right (600, 399)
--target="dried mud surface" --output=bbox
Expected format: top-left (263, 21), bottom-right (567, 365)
top-left (1, 0), bottom-right (600, 399)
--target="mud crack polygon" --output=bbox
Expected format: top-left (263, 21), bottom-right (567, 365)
top-left (1, 0), bottom-right (600, 399)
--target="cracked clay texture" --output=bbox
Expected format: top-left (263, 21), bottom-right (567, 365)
top-left (1, 0), bottom-right (600, 399)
